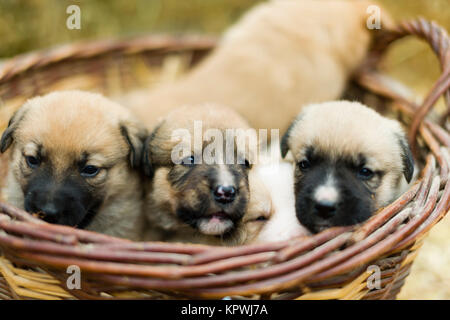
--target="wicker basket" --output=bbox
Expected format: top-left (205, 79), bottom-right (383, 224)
top-left (0, 18), bottom-right (448, 300)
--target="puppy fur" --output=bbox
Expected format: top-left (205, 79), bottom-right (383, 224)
top-left (250, 146), bottom-right (310, 244)
top-left (0, 90), bottom-right (148, 240)
top-left (281, 101), bottom-right (414, 233)
top-left (143, 104), bottom-right (271, 245)
top-left (123, 0), bottom-right (383, 133)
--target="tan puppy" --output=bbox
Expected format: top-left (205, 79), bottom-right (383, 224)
top-left (281, 101), bottom-right (414, 234)
top-left (125, 0), bottom-right (382, 133)
top-left (143, 104), bottom-right (271, 245)
top-left (0, 90), bottom-right (148, 240)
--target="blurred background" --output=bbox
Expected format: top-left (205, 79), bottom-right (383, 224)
top-left (0, 0), bottom-right (448, 299)
top-left (1, 0), bottom-right (449, 91)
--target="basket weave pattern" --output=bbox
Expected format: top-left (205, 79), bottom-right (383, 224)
top-left (0, 19), bottom-right (448, 300)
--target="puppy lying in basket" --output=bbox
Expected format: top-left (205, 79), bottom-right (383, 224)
top-left (125, 0), bottom-right (381, 133)
top-left (0, 90), bottom-right (148, 240)
top-left (142, 104), bottom-right (275, 245)
top-left (280, 101), bottom-right (415, 234)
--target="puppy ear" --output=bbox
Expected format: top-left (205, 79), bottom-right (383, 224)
top-left (120, 121), bottom-right (148, 169)
top-left (1, 107), bottom-right (28, 153)
top-left (142, 135), bottom-right (154, 178)
top-left (396, 133), bottom-right (414, 183)
top-left (1, 121), bottom-right (15, 153)
top-left (141, 122), bottom-right (164, 179)
top-left (281, 117), bottom-right (300, 158)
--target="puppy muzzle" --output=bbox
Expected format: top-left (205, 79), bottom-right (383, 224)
top-left (23, 175), bottom-right (101, 228)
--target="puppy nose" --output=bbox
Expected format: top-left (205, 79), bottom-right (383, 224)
top-left (213, 185), bottom-right (236, 204)
top-left (314, 200), bottom-right (337, 219)
top-left (36, 203), bottom-right (60, 223)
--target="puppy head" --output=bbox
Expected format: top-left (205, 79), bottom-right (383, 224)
top-left (145, 104), bottom-right (257, 239)
top-left (281, 101), bottom-right (414, 233)
top-left (0, 90), bottom-right (147, 227)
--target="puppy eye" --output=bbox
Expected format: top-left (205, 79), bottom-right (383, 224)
top-left (298, 159), bottom-right (311, 170)
top-left (181, 156), bottom-right (195, 166)
top-left (26, 156), bottom-right (40, 169)
top-left (358, 167), bottom-right (374, 180)
top-left (254, 216), bottom-right (268, 222)
top-left (80, 165), bottom-right (100, 177)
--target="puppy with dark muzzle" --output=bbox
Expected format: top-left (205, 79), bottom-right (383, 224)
top-left (0, 90), bottom-right (148, 240)
top-left (143, 104), bottom-right (271, 245)
top-left (281, 101), bottom-right (415, 234)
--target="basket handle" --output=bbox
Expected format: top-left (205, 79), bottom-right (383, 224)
top-left (365, 18), bottom-right (450, 156)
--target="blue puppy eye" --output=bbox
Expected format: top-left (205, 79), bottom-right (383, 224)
top-left (358, 167), bottom-right (374, 180)
top-left (81, 165), bottom-right (100, 177)
top-left (26, 156), bottom-right (40, 169)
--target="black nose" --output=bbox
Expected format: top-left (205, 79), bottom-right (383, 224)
top-left (28, 199), bottom-right (61, 223)
top-left (314, 201), bottom-right (337, 219)
top-left (213, 185), bottom-right (236, 204)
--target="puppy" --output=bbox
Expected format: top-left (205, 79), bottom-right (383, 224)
top-left (237, 167), bottom-right (273, 244)
top-left (251, 148), bottom-right (310, 243)
top-left (0, 90), bottom-right (148, 240)
top-left (143, 104), bottom-right (271, 245)
top-left (124, 0), bottom-right (384, 133)
top-left (281, 101), bottom-right (414, 234)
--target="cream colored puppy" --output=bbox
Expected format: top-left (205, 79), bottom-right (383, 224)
top-left (124, 0), bottom-right (384, 133)
top-left (251, 149), bottom-right (310, 243)
top-left (281, 101), bottom-right (414, 234)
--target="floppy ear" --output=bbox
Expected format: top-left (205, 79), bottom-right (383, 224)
top-left (280, 131), bottom-right (290, 159)
top-left (1, 107), bottom-right (29, 153)
top-left (120, 121), bottom-right (148, 169)
top-left (1, 120), bottom-right (15, 153)
top-left (141, 122), bottom-right (164, 178)
top-left (396, 133), bottom-right (414, 183)
top-left (142, 135), bottom-right (154, 178)
top-left (280, 117), bottom-right (300, 158)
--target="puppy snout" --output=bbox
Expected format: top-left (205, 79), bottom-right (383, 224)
top-left (24, 179), bottom-right (87, 226)
top-left (213, 185), bottom-right (236, 204)
top-left (27, 197), bottom-right (61, 223)
top-left (314, 200), bottom-right (337, 219)
top-left (37, 203), bottom-right (60, 223)
top-left (313, 184), bottom-right (339, 219)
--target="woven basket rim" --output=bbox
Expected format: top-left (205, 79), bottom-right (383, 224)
top-left (0, 33), bottom-right (217, 85)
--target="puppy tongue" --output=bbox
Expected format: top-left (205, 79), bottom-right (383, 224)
top-left (209, 216), bottom-right (222, 223)
top-left (198, 214), bottom-right (233, 236)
